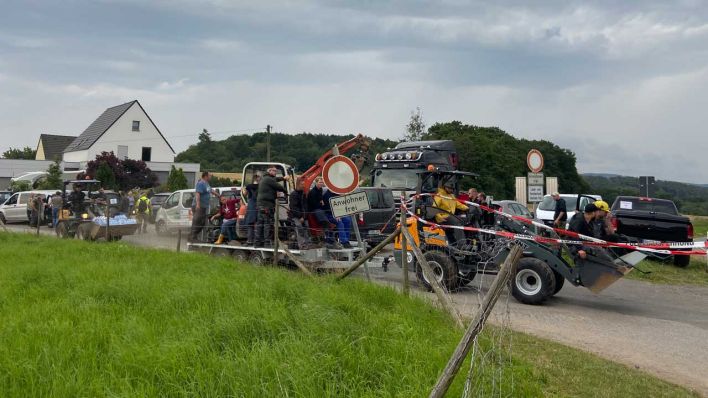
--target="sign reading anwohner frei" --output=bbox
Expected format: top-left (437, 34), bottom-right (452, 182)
top-left (329, 191), bottom-right (371, 218)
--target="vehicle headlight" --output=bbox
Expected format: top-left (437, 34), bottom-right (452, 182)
top-left (405, 152), bottom-right (413, 160)
top-left (396, 153), bottom-right (403, 160)
top-left (81, 213), bottom-right (89, 219)
top-left (382, 153), bottom-right (389, 160)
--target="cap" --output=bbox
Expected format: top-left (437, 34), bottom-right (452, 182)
top-left (584, 203), bottom-right (598, 213)
top-left (594, 200), bottom-right (610, 212)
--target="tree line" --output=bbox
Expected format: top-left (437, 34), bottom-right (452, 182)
top-left (583, 175), bottom-right (708, 216)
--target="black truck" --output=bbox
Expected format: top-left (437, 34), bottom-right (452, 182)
top-left (610, 196), bottom-right (694, 267)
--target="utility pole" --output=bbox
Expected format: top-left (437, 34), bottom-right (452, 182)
top-left (266, 125), bottom-right (271, 162)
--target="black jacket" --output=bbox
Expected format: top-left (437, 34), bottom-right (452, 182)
top-left (307, 187), bottom-right (324, 212)
top-left (568, 212), bottom-right (594, 257)
top-left (256, 175), bottom-right (286, 209)
top-left (289, 189), bottom-right (306, 219)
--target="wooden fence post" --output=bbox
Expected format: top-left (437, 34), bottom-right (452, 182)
top-left (402, 226), bottom-right (463, 329)
top-left (273, 205), bottom-right (280, 266)
top-left (429, 244), bottom-right (523, 398)
top-left (176, 229), bottom-right (182, 253)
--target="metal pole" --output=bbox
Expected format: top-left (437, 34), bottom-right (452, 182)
top-left (400, 207), bottom-right (409, 296)
top-left (266, 125), bottom-right (271, 162)
top-left (105, 204), bottom-right (110, 241)
top-left (273, 204), bottom-right (279, 265)
top-left (337, 228), bottom-right (401, 281)
top-left (177, 229), bottom-right (182, 253)
top-left (350, 214), bottom-right (370, 281)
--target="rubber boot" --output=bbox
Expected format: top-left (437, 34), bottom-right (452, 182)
top-left (215, 234), bottom-right (225, 245)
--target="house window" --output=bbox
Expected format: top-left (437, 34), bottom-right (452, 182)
top-left (117, 145), bottom-right (128, 160)
top-left (141, 147), bottom-right (152, 162)
top-left (132, 120), bottom-right (140, 132)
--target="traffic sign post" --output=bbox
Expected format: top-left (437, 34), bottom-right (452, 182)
top-left (526, 150), bottom-right (545, 204)
top-left (527, 172), bottom-right (544, 186)
top-left (527, 149), bottom-right (544, 173)
top-left (528, 185), bottom-right (544, 202)
top-left (322, 155), bottom-right (360, 195)
top-left (329, 191), bottom-right (371, 218)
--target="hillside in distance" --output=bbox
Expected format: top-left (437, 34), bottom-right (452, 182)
top-left (583, 174), bottom-right (708, 216)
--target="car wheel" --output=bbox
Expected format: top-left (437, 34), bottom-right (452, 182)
top-left (155, 220), bottom-right (167, 236)
top-left (673, 254), bottom-right (690, 267)
top-left (511, 258), bottom-right (556, 305)
top-left (416, 250), bottom-right (458, 291)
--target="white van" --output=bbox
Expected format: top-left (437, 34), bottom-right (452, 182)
top-left (154, 189), bottom-right (220, 234)
top-left (0, 190), bottom-right (57, 223)
top-left (534, 194), bottom-right (602, 227)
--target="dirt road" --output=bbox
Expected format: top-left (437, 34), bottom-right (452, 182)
top-left (6, 224), bottom-right (707, 394)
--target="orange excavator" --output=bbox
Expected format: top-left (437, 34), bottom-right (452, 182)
top-left (299, 133), bottom-right (371, 194)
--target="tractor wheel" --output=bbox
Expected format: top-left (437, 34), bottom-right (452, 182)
top-left (56, 222), bottom-right (68, 238)
top-left (248, 251), bottom-right (266, 266)
top-left (232, 250), bottom-right (248, 263)
top-left (673, 254), bottom-right (690, 267)
top-left (455, 270), bottom-right (477, 289)
top-left (552, 270), bottom-right (565, 295)
top-left (511, 258), bottom-right (556, 305)
top-left (416, 251), bottom-right (458, 291)
top-left (155, 220), bottom-right (168, 236)
top-left (75, 224), bottom-right (94, 241)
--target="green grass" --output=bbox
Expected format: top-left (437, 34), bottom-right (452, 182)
top-left (689, 216), bottom-right (708, 238)
top-left (0, 233), bottom-right (697, 397)
top-left (625, 258), bottom-right (708, 286)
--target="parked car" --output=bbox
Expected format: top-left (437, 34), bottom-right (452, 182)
top-left (0, 191), bottom-right (11, 204)
top-left (351, 187), bottom-right (397, 247)
top-left (0, 190), bottom-right (57, 224)
top-left (610, 196), bottom-right (693, 267)
top-left (494, 200), bottom-right (534, 219)
top-left (535, 194), bottom-right (601, 227)
top-left (154, 189), bottom-right (220, 235)
top-left (149, 193), bottom-right (171, 223)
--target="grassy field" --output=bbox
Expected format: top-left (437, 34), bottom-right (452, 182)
top-left (625, 258), bottom-right (708, 286)
top-left (689, 215), bottom-right (708, 238)
top-left (0, 233), bottom-right (697, 397)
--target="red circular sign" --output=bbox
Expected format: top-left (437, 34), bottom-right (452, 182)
top-left (527, 149), bottom-right (544, 173)
top-left (322, 155), bottom-right (360, 195)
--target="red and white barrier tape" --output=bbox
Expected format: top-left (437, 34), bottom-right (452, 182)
top-left (401, 194), bottom-right (707, 256)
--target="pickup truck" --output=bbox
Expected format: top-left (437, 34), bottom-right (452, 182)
top-left (610, 196), bottom-right (694, 267)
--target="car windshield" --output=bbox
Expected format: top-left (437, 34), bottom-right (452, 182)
top-left (0, 192), bottom-right (10, 203)
top-left (152, 195), bottom-right (168, 205)
top-left (613, 198), bottom-right (678, 215)
top-left (372, 169), bottom-right (420, 189)
top-left (538, 195), bottom-right (576, 211)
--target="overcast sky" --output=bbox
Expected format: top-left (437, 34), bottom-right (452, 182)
top-left (1, 1), bottom-right (707, 183)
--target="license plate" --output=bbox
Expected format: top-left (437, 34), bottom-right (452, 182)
top-left (368, 230), bottom-right (382, 235)
top-left (642, 239), bottom-right (661, 245)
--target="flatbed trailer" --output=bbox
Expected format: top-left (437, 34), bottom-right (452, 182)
top-left (187, 241), bottom-right (374, 270)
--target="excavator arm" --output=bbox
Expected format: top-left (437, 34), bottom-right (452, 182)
top-left (300, 133), bottom-right (371, 194)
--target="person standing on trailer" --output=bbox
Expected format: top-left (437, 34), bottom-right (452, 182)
top-left (288, 177), bottom-right (312, 249)
top-left (254, 166), bottom-right (288, 247)
top-left (51, 191), bottom-right (63, 228)
top-left (323, 189), bottom-right (352, 249)
top-left (244, 174), bottom-right (261, 246)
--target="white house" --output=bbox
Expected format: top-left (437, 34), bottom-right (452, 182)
top-left (63, 100), bottom-right (175, 163)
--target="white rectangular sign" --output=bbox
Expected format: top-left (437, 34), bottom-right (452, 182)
top-left (527, 172), bottom-right (544, 186)
top-left (528, 185), bottom-right (544, 202)
top-left (329, 191), bottom-right (371, 218)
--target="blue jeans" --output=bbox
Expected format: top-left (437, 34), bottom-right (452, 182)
top-left (337, 216), bottom-right (352, 244)
top-left (52, 207), bottom-right (59, 227)
top-left (221, 218), bottom-right (237, 241)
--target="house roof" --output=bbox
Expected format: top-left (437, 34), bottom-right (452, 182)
top-left (63, 100), bottom-right (175, 154)
top-left (37, 134), bottom-right (76, 161)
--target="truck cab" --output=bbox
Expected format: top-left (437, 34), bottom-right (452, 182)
top-left (370, 140), bottom-right (458, 205)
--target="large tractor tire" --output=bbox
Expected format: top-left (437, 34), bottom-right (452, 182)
top-left (552, 270), bottom-right (565, 295)
top-left (56, 221), bottom-right (69, 238)
top-left (416, 251), bottom-right (458, 291)
top-left (511, 258), bottom-right (556, 305)
top-left (673, 254), bottom-right (690, 267)
top-left (75, 224), bottom-right (94, 241)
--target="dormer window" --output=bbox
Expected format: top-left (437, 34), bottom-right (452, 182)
top-left (132, 120), bottom-right (140, 132)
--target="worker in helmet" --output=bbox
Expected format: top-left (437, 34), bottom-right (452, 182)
top-left (592, 200), bottom-right (619, 242)
top-left (433, 180), bottom-right (469, 246)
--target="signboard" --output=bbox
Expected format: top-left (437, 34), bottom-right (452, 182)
top-left (528, 185), bottom-right (544, 202)
top-left (329, 191), bottom-right (370, 218)
top-left (322, 155), bottom-right (360, 195)
top-left (527, 172), bottom-right (544, 186)
top-left (527, 149), bottom-right (544, 173)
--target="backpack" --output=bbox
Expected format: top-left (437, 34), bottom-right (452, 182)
top-left (137, 198), bottom-right (148, 213)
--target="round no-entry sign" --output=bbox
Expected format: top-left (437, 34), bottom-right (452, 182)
top-left (527, 149), bottom-right (544, 173)
top-left (322, 155), bottom-right (360, 195)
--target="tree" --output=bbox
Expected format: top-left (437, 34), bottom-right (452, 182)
top-left (166, 166), bottom-right (189, 191)
top-left (198, 128), bottom-right (211, 144)
top-left (2, 146), bottom-right (36, 159)
top-left (86, 151), bottom-right (157, 191)
top-left (95, 162), bottom-right (117, 190)
top-left (36, 160), bottom-right (63, 190)
top-left (404, 107), bottom-right (426, 141)
top-left (9, 180), bottom-right (31, 192)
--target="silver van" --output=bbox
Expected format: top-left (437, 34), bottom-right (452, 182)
top-left (0, 190), bottom-right (57, 223)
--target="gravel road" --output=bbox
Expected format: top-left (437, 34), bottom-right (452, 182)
top-left (5, 223), bottom-right (707, 395)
